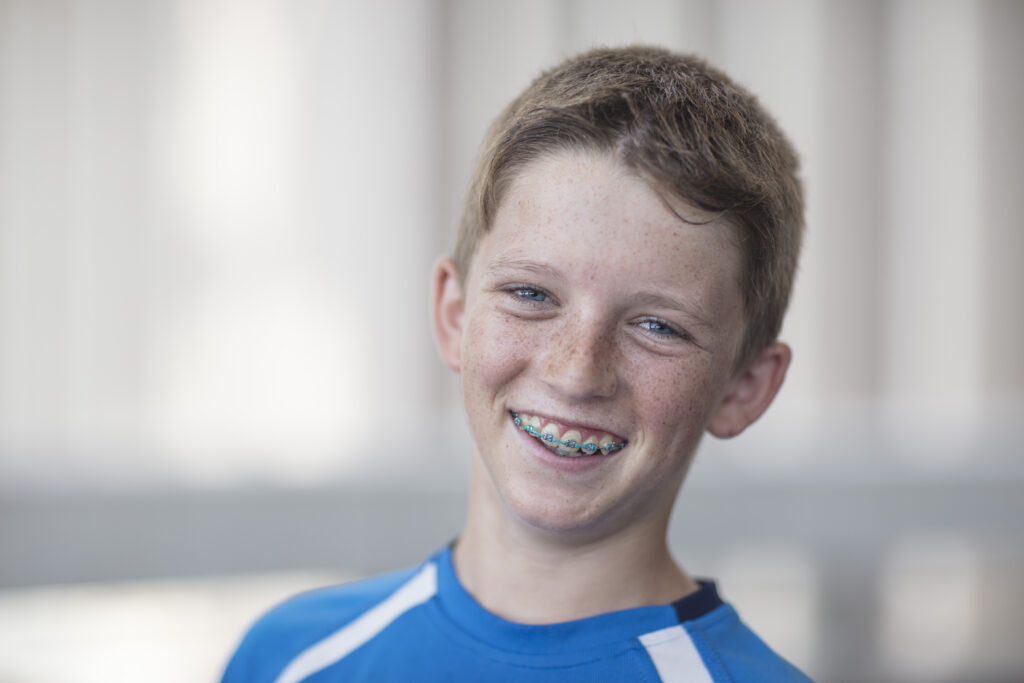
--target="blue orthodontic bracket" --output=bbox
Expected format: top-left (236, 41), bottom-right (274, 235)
top-left (511, 412), bottom-right (627, 454)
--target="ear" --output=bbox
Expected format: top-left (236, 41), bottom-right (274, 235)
top-left (431, 257), bottom-right (465, 373)
top-left (707, 342), bottom-right (791, 439)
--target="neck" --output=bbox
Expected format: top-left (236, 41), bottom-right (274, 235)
top-left (453, 463), bottom-right (698, 624)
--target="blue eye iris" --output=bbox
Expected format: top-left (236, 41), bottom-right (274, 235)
top-left (514, 287), bottom-right (548, 302)
top-left (638, 319), bottom-right (677, 336)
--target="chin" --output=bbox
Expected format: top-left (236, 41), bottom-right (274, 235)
top-left (502, 484), bottom-right (626, 540)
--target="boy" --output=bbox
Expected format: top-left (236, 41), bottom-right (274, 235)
top-left (223, 46), bottom-right (810, 681)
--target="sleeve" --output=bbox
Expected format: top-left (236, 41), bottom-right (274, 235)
top-left (218, 567), bottom-right (421, 683)
top-left (219, 607), bottom-right (302, 683)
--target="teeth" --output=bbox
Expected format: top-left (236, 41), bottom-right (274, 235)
top-left (511, 411), bottom-right (627, 457)
top-left (553, 429), bottom-right (583, 458)
top-left (553, 443), bottom-right (582, 457)
top-left (537, 423), bottom-right (560, 454)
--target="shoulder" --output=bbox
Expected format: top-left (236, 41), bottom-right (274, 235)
top-left (220, 565), bottom-right (427, 683)
top-left (684, 603), bottom-right (813, 683)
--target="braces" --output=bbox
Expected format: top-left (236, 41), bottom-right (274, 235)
top-left (511, 412), bottom-right (628, 454)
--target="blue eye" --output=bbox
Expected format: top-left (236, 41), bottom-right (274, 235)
top-left (637, 318), bottom-right (679, 337)
top-left (511, 286), bottom-right (549, 303)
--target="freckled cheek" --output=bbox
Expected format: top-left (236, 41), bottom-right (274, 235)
top-left (461, 314), bottom-right (534, 398)
top-left (634, 361), bottom-right (717, 443)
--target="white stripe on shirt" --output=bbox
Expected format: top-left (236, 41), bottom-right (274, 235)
top-left (274, 562), bottom-right (439, 683)
top-left (639, 624), bottom-right (714, 683)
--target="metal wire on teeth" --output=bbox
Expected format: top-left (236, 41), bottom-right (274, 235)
top-left (510, 412), bottom-right (627, 454)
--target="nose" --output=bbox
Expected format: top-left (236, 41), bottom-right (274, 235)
top-left (536, 315), bottom-right (619, 400)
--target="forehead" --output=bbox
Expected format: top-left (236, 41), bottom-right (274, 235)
top-left (502, 151), bottom-right (729, 232)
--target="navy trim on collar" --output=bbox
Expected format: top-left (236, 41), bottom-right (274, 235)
top-left (671, 580), bottom-right (724, 623)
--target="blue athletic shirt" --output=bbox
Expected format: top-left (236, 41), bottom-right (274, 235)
top-left (222, 546), bottom-right (812, 682)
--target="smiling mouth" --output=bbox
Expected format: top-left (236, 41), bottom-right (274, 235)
top-left (510, 411), bottom-right (628, 458)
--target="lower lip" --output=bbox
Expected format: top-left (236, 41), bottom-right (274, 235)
top-left (511, 419), bottom-right (621, 472)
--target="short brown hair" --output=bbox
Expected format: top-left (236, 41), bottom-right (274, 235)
top-left (453, 46), bottom-right (804, 365)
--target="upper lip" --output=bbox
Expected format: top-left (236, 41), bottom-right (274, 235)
top-left (509, 408), bottom-right (628, 442)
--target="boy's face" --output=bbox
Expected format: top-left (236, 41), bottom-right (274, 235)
top-left (434, 150), bottom-right (786, 539)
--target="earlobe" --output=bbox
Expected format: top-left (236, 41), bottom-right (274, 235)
top-left (707, 342), bottom-right (791, 439)
top-left (431, 257), bottom-right (465, 373)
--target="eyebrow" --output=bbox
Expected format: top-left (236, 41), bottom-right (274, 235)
top-left (485, 256), bottom-right (565, 282)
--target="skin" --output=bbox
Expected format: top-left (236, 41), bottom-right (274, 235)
top-left (432, 149), bottom-right (791, 624)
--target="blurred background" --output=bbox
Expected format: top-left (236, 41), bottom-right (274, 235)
top-left (1, 0), bottom-right (1022, 681)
